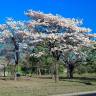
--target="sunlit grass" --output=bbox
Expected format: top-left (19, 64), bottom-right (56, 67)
top-left (0, 74), bottom-right (96, 96)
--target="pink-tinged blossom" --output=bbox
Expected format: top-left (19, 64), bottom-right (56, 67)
top-left (0, 10), bottom-right (95, 58)
top-left (25, 10), bottom-right (96, 53)
top-left (30, 51), bottom-right (45, 58)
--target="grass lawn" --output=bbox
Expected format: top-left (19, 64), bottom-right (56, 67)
top-left (0, 74), bottom-right (96, 96)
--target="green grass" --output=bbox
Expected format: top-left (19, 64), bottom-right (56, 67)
top-left (0, 74), bottom-right (96, 96)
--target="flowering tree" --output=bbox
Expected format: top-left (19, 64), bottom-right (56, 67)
top-left (0, 18), bottom-right (44, 79)
top-left (0, 10), bottom-right (96, 81)
top-left (25, 10), bottom-right (96, 80)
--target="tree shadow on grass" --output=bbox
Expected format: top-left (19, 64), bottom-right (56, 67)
top-left (31, 75), bottom-right (96, 85)
top-left (0, 75), bottom-right (96, 86)
top-left (37, 76), bottom-right (95, 85)
top-left (59, 76), bottom-right (96, 85)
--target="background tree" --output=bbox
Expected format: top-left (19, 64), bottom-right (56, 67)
top-left (0, 18), bottom-right (44, 79)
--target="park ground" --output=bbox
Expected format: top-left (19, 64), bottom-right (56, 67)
top-left (0, 73), bottom-right (96, 96)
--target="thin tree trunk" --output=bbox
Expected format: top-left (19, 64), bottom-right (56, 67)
top-left (38, 67), bottom-right (41, 76)
top-left (54, 62), bottom-right (59, 82)
top-left (12, 64), bottom-right (18, 80)
top-left (37, 67), bottom-right (41, 76)
top-left (3, 65), bottom-right (6, 77)
top-left (67, 64), bottom-right (70, 79)
top-left (12, 37), bottom-right (19, 80)
top-left (7, 61), bottom-right (10, 76)
top-left (50, 65), bottom-right (54, 79)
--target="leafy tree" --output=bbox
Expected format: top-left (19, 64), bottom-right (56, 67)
top-left (0, 10), bottom-right (96, 81)
top-left (25, 10), bottom-right (96, 80)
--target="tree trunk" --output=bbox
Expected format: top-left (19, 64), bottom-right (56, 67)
top-left (50, 65), bottom-right (54, 79)
top-left (67, 65), bottom-right (70, 79)
top-left (7, 62), bottom-right (10, 77)
top-left (54, 62), bottom-right (59, 82)
top-left (14, 65), bottom-right (17, 80)
top-left (3, 65), bottom-right (6, 77)
top-left (67, 63), bottom-right (74, 79)
top-left (38, 67), bottom-right (41, 76)
top-left (37, 67), bottom-right (41, 76)
top-left (11, 37), bottom-right (19, 80)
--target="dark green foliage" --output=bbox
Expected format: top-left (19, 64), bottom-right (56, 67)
top-left (59, 64), bottom-right (65, 74)
top-left (75, 46), bottom-right (96, 74)
top-left (76, 64), bottom-right (87, 74)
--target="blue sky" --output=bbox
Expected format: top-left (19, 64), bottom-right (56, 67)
top-left (0, 0), bottom-right (96, 33)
